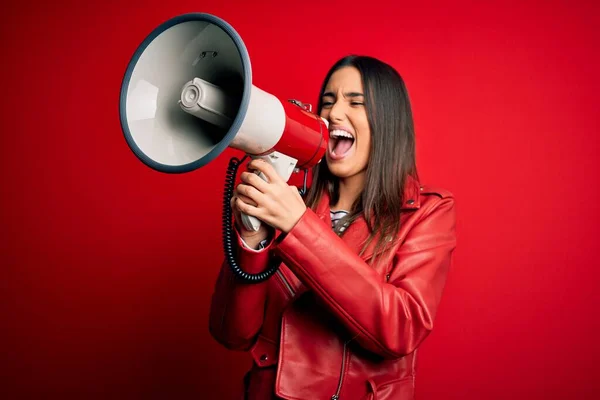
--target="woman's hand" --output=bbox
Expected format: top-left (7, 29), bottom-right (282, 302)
top-left (234, 159), bottom-right (307, 233)
top-left (230, 179), bottom-right (273, 249)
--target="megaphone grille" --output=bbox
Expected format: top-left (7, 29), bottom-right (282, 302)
top-left (119, 14), bottom-right (252, 173)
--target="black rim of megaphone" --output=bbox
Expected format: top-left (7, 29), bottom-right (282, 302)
top-left (119, 13), bottom-right (281, 283)
top-left (118, 12), bottom-right (252, 174)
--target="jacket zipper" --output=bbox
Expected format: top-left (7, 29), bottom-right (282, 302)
top-left (276, 269), bottom-right (295, 298)
top-left (331, 341), bottom-right (349, 400)
top-left (277, 268), bottom-right (349, 399)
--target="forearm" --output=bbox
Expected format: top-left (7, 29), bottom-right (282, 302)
top-left (274, 200), bottom-right (456, 359)
top-left (275, 213), bottom-right (407, 357)
top-left (208, 262), bottom-right (267, 350)
top-left (208, 229), bottom-right (274, 350)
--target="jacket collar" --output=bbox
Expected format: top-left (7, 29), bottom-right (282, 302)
top-left (312, 176), bottom-right (421, 261)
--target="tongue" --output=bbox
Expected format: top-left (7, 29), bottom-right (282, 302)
top-left (333, 138), bottom-right (353, 155)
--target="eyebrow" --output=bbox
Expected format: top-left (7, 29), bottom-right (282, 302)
top-left (322, 91), bottom-right (364, 98)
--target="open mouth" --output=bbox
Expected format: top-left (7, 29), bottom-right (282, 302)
top-left (328, 129), bottom-right (355, 158)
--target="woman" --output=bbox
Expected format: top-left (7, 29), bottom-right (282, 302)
top-left (209, 55), bottom-right (457, 400)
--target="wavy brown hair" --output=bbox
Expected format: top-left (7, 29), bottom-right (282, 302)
top-left (304, 55), bottom-right (419, 264)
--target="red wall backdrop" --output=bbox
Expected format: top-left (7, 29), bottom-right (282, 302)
top-left (2, 0), bottom-right (599, 398)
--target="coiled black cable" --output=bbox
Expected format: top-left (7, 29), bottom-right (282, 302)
top-left (222, 156), bottom-right (282, 283)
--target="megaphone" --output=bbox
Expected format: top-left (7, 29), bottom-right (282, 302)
top-left (119, 13), bottom-right (329, 282)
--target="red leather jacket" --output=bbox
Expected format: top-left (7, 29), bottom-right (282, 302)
top-left (209, 178), bottom-right (457, 399)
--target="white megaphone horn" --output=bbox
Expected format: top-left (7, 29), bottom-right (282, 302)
top-left (119, 13), bottom-right (329, 282)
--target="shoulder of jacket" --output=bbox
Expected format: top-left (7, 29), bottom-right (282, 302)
top-left (418, 185), bottom-right (454, 200)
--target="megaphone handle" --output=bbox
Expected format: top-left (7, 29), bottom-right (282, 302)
top-left (223, 155), bottom-right (282, 283)
top-left (239, 152), bottom-right (299, 232)
top-left (241, 212), bottom-right (262, 231)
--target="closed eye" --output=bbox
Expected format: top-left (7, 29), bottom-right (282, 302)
top-left (322, 101), bottom-right (363, 108)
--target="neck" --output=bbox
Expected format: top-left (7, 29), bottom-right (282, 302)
top-left (332, 173), bottom-right (365, 211)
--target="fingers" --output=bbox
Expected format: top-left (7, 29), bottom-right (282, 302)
top-left (236, 183), bottom-right (264, 204)
top-left (235, 196), bottom-right (261, 217)
top-left (247, 158), bottom-right (282, 184)
top-left (232, 186), bottom-right (256, 204)
top-left (236, 193), bottom-right (256, 206)
top-left (240, 171), bottom-right (270, 193)
top-left (231, 192), bottom-right (260, 232)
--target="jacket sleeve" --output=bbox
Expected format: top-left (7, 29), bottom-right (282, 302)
top-left (273, 196), bottom-right (457, 359)
top-left (208, 226), bottom-right (275, 351)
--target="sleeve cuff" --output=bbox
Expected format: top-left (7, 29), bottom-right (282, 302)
top-left (229, 226), bottom-right (278, 275)
top-left (239, 236), bottom-right (270, 252)
top-left (233, 223), bottom-right (273, 253)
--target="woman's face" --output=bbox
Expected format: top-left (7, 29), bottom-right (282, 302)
top-left (320, 66), bottom-right (372, 181)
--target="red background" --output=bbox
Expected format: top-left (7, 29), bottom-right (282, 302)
top-left (2, 0), bottom-right (600, 398)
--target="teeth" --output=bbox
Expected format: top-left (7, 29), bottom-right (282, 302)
top-left (330, 129), bottom-right (354, 140)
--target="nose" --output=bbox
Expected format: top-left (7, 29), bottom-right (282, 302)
top-left (328, 100), bottom-right (345, 123)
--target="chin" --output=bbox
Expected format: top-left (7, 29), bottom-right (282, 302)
top-left (326, 159), bottom-right (358, 179)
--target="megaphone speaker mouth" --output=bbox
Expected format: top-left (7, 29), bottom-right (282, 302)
top-left (119, 12), bottom-right (330, 283)
top-left (119, 13), bottom-right (252, 173)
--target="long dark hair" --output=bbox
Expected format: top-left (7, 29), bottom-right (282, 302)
top-left (304, 55), bottom-right (419, 264)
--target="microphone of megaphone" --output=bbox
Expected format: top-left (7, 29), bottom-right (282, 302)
top-left (119, 13), bottom-right (329, 282)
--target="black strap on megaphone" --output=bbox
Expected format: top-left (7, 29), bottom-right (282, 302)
top-left (222, 155), bottom-right (308, 283)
